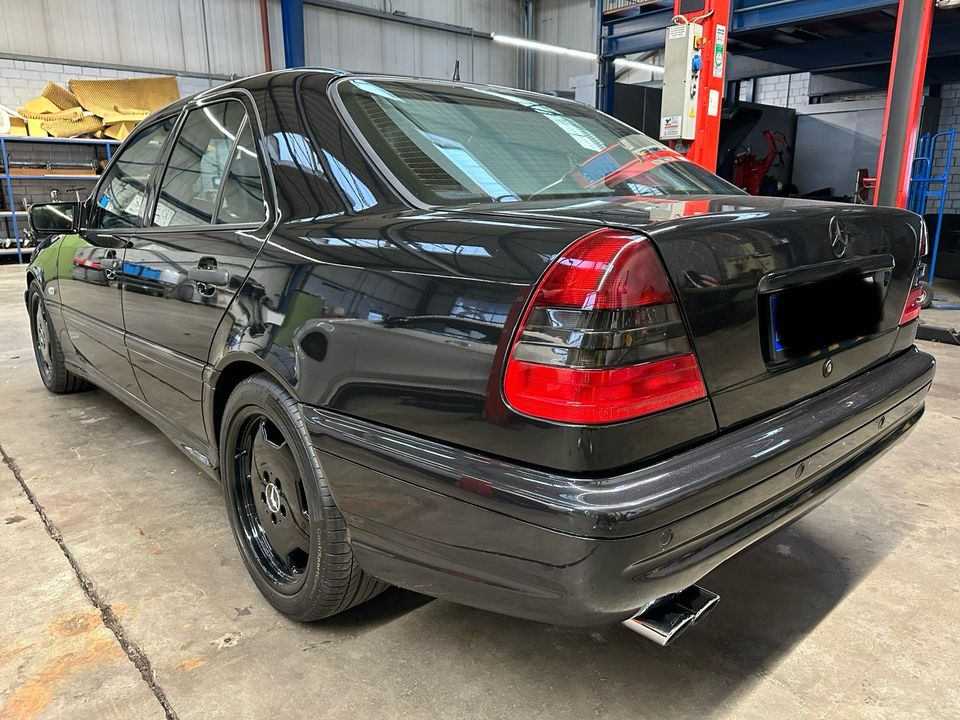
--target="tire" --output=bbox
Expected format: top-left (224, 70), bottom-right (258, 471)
top-left (918, 280), bottom-right (934, 310)
top-left (27, 281), bottom-right (92, 394)
top-left (220, 373), bottom-right (387, 621)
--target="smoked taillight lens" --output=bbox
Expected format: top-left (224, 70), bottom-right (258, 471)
top-left (900, 284), bottom-right (924, 326)
top-left (899, 220), bottom-right (929, 326)
top-left (503, 229), bottom-right (707, 425)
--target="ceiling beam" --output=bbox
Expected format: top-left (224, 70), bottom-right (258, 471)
top-left (727, 16), bottom-right (960, 80)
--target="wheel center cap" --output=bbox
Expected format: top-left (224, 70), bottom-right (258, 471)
top-left (264, 482), bottom-right (282, 513)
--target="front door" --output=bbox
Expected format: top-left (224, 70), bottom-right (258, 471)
top-left (58, 119), bottom-right (174, 399)
top-left (121, 98), bottom-right (269, 442)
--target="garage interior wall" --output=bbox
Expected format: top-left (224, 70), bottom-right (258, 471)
top-left (0, 0), bottom-right (526, 106)
top-left (302, 1), bottom-right (525, 87)
top-left (0, 0), bottom-right (265, 108)
top-left (740, 72), bottom-right (959, 207)
top-left (534, 0), bottom-right (597, 93)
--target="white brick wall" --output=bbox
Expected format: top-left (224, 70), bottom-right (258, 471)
top-left (0, 58), bottom-right (221, 111)
top-left (752, 72), bottom-right (810, 109)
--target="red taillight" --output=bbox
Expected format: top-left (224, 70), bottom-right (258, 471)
top-left (900, 284), bottom-right (924, 325)
top-left (502, 228), bottom-right (707, 425)
top-left (535, 232), bottom-right (674, 309)
top-left (504, 355), bottom-right (705, 424)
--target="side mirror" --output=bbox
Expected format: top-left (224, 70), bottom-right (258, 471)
top-left (28, 202), bottom-right (81, 235)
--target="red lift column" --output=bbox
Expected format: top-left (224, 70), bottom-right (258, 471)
top-left (874, 0), bottom-right (936, 208)
top-left (671, 0), bottom-right (731, 173)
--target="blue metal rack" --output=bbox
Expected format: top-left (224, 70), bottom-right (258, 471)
top-left (907, 129), bottom-right (959, 311)
top-left (0, 135), bottom-right (119, 263)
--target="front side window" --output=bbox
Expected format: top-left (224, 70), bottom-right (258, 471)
top-left (91, 120), bottom-right (173, 229)
top-left (153, 101), bottom-right (266, 227)
top-left (335, 79), bottom-right (739, 206)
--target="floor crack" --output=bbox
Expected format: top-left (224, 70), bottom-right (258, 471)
top-left (1, 444), bottom-right (181, 720)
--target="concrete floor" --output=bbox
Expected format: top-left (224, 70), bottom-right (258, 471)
top-left (0, 263), bottom-right (958, 720)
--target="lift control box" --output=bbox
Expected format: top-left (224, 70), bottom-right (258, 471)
top-left (660, 22), bottom-right (704, 142)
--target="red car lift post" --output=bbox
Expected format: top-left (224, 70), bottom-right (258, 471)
top-left (874, 0), bottom-right (936, 209)
top-left (671, 0), bottom-right (731, 174)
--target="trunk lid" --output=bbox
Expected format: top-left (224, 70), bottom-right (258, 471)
top-left (460, 195), bottom-right (923, 429)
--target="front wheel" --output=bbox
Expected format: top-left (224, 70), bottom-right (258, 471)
top-left (220, 373), bottom-right (387, 621)
top-left (27, 281), bottom-right (91, 394)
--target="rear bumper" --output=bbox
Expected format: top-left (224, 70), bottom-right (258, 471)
top-left (304, 347), bottom-right (934, 626)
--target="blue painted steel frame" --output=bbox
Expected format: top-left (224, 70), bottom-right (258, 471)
top-left (908, 130), bottom-right (960, 310)
top-left (596, 0), bottom-right (907, 116)
top-left (600, 0), bottom-right (897, 59)
top-left (280, 0), bottom-right (306, 68)
top-left (730, 0), bottom-right (896, 32)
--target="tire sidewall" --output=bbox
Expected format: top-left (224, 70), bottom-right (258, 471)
top-left (28, 283), bottom-right (56, 390)
top-left (220, 376), bottom-right (331, 617)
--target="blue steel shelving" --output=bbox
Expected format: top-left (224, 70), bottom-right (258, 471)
top-left (0, 135), bottom-right (119, 263)
top-left (908, 129), bottom-right (960, 311)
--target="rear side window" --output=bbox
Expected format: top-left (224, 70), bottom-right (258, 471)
top-left (91, 120), bottom-right (173, 229)
top-left (217, 122), bottom-right (266, 224)
top-left (153, 101), bottom-right (266, 227)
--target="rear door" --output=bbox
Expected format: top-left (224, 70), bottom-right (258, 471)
top-left (58, 119), bottom-right (174, 399)
top-left (121, 97), bottom-right (270, 441)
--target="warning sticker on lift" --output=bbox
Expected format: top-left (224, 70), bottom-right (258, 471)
top-left (668, 25), bottom-right (687, 40)
top-left (712, 25), bottom-right (727, 78)
top-left (661, 115), bottom-right (682, 139)
top-left (708, 89), bottom-right (720, 117)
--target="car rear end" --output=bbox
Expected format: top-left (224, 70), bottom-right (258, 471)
top-left (305, 195), bottom-right (934, 640)
top-left (303, 76), bottom-right (934, 640)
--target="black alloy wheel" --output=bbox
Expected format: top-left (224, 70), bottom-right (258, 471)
top-left (232, 412), bottom-right (311, 590)
top-left (31, 292), bottom-right (53, 384)
top-left (221, 374), bottom-right (387, 620)
top-left (27, 281), bottom-right (91, 394)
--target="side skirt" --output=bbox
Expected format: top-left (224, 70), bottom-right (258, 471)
top-left (65, 357), bottom-right (221, 481)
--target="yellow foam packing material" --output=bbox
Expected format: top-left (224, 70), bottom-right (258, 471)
top-left (69, 76), bottom-right (179, 118)
top-left (19, 97), bottom-right (61, 116)
top-left (41, 115), bottom-right (104, 139)
top-left (40, 82), bottom-right (81, 111)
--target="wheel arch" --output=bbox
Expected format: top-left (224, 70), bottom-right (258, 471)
top-left (207, 353), bottom-right (299, 457)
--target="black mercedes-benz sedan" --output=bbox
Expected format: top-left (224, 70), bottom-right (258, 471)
top-left (24, 69), bottom-right (934, 645)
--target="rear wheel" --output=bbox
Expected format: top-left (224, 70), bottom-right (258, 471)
top-left (221, 374), bottom-right (387, 620)
top-left (27, 281), bottom-right (91, 394)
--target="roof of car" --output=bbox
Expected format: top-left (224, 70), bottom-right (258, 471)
top-left (151, 67), bottom-right (351, 119)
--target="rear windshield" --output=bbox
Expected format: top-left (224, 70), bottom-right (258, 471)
top-left (335, 78), bottom-right (739, 206)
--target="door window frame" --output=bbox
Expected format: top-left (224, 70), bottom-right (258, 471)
top-left (141, 89), bottom-right (275, 234)
top-left (83, 114), bottom-right (180, 236)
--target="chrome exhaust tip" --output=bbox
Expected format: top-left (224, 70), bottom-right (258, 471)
top-left (621, 585), bottom-right (720, 646)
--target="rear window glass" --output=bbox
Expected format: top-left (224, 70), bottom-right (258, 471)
top-left (335, 79), bottom-right (739, 206)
